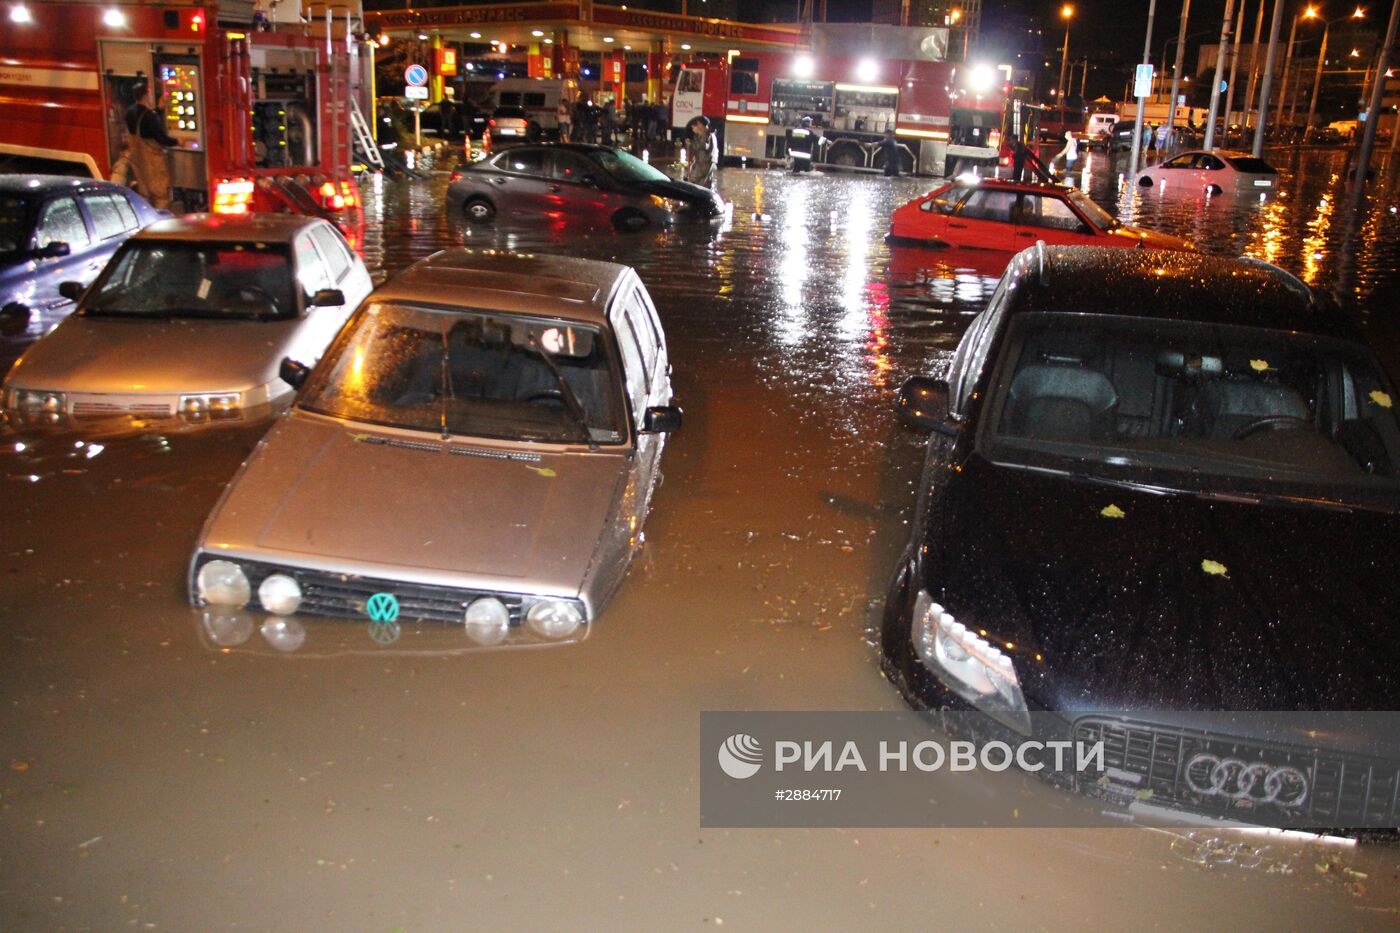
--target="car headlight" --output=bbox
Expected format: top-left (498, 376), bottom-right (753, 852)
top-left (7, 388), bottom-right (66, 412)
top-left (911, 590), bottom-right (1030, 734)
top-left (525, 598), bottom-right (584, 639)
top-left (180, 393), bottom-right (241, 419)
top-left (258, 573), bottom-right (303, 615)
top-left (464, 597), bottom-right (510, 646)
top-left (196, 559), bottom-right (252, 608)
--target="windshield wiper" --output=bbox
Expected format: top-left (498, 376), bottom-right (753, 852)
top-left (527, 338), bottom-right (597, 450)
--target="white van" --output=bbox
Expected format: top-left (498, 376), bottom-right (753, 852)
top-left (1085, 112), bottom-right (1117, 147)
top-left (490, 77), bottom-right (579, 139)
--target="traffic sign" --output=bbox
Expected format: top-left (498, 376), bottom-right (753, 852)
top-left (1133, 63), bottom-right (1155, 99)
top-left (405, 63), bottom-right (428, 87)
top-left (405, 85), bottom-right (428, 100)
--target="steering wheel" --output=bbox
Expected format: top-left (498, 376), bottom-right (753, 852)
top-left (524, 389), bottom-right (566, 407)
top-left (1232, 415), bottom-right (1311, 440)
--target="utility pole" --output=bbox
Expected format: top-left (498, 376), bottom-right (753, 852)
top-left (1348, 0), bottom-right (1399, 213)
top-left (1204, 0), bottom-right (1237, 149)
top-left (1166, 0), bottom-right (1193, 132)
top-left (1129, 0), bottom-right (1160, 176)
top-left (1244, 0), bottom-right (1266, 129)
top-left (1223, 0), bottom-right (1247, 144)
top-left (1304, 21), bottom-right (1332, 140)
top-left (1252, 0), bottom-right (1285, 155)
top-left (1276, 12), bottom-right (1303, 127)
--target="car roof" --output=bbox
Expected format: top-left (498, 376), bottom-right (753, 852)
top-left (945, 178), bottom-right (1079, 196)
top-left (133, 212), bottom-right (327, 243)
top-left (0, 175), bottom-right (128, 196)
top-left (373, 249), bottom-right (631, 327)
top-left (1174, 149), bottom-right (1258, 158)
top-left (490, 142), bottom-right (627, 157)
top-left (1010, 246), bottom-right (1348, 337)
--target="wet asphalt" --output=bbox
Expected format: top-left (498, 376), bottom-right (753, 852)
top-left (2, 146), bottom-right (1399, 929)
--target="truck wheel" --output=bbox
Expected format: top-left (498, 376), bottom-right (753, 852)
top-left (828, 142), bottom-right (864, 168)
top-left (463, 197), bottom-right (496, 222)
top-left (526, 122), bottom-right (542, 142)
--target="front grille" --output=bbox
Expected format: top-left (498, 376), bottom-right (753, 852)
top-left (1075, 717), bottom-right (1400, 827)
top-left (72, 400), bottom-right (174, 416)
top-left (223, 558), bottom-right (525, 625)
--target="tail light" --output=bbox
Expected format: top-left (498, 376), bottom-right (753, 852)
top-left (212, 178), bottom-right (254, 214)
top-left (313, 179), bottom-right (357, 212)
top-left (489, 118), bottom-right (496, 127)
top-left (450, 171), bottom-right (463, 182)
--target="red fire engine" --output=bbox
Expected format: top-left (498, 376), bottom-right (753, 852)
top-left (0, 0), bottom-right (367, 222)
top-left (671, 51), bottom-right (1011, 177)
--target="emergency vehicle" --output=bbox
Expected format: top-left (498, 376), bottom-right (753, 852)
top-left (1, 0), bottom-right (369, 222)
top-left (670, 51), bottom-right (1010, 177)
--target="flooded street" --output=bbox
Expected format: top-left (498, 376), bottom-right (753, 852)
top-left (4, 149), bottom-right (1400, 929)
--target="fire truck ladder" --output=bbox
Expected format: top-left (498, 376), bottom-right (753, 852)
top-left (350, 99), bottom-right (384, 171)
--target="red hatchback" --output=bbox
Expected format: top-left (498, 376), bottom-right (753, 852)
top-left (890, 179), bottom-right (1193, 253)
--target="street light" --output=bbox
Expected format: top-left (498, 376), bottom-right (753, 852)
top-left (1304, 5), bottom-right (1365, 139)
top-left (1057, 4), bottom-right (1074, 119)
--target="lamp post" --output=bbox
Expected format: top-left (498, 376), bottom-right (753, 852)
top-left (1057, 4), bottom-right (1074, 120)
top-left (1243, 0), bottom-right (1267, 130)
top-left (1204, 0), bottom-right (1238, 149)
top-left (1275, 6), bottom-right (1312, 127)
top-left (1304, 6), bottom-right (1366, 140)
top-left (1252, 0), bottom-right (1287, 155)
top-left (1223, 0), bottom-right (1248, 144)
top-left (1166, 0), bottom-right (1194, 132)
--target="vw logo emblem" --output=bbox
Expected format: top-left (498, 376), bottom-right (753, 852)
top-left (1184, 753), bottom-right (1310, 807)
top-left (366, 592), bottom-right (400, 623)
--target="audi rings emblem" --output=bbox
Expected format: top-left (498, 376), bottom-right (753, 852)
top-left (1184, 754), bottom-right (1309, 807)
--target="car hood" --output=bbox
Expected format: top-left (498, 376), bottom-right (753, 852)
top-left (1104, 225), bottom-right (1195, 250)
top-left (202, 413), bottom-right (628, 594)
top-left (631, 178), bottom-right (723, 212)
top-left (6, 315), bottom-right (298, 393)
top-left (925, 454), bottom-right (1400, 710)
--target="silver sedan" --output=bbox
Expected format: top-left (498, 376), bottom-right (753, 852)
top-left (188, 249), bottom-right (681, 648)
top-left (2, 213), bottom-right (371, 425)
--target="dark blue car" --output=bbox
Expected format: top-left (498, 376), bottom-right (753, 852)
top-left (0, 176), bottom-right (163, 356)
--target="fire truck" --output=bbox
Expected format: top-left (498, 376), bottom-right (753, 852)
top-left (672, 51), bottom-right (1010, 177)
top-left (0, 0), bottom-right (368, 222)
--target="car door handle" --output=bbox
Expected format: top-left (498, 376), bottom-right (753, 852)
top-left (948, 222), bottom-right (968, 229)
top-left (1015, 231), bottom-right (1036, 238)
top-left (547, 184), bottom-right (561, 192)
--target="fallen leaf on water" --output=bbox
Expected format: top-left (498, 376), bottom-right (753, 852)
top-left (527, 466), bottom-right (557, 478)
top-left (1100, 504), bottom-right (1126, 519)
top-left (1201, 559), bottom-right (1229, 577)
top-left (9, 760), bottom-right (29, 773)
top-left (1369, 390), bottom-right (1392, 409)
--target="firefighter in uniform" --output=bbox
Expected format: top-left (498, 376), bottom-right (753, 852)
top-left (124, 82), bottom-right (178, 210)
top-left (787, 116), bottom-right (815, 173)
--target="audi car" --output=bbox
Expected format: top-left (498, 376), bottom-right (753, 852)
top-left (3, 214), bottom-right (370, 425)
top-left (889, 179), bottom-right (1193, 252)
top-left (446, 143), bottom-right (724, 230)
top-left (883, 244), bottom-right (1400, 829)
top-left (188, 249), bottom-right (681, 649)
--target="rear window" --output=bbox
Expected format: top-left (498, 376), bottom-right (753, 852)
top-left (497, 92), bottom-right (522, 107)
top-left (1226, 156), bottom-right (1277, 174)
top-left (82, 193), bottom-right (127, 240)
top-left (494, 105), bottom-right (526, 118)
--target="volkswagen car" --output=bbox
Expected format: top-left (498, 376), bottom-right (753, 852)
top-left (883, 245), bottom-right (1400, 828)
top-left (1, 175), bottom-right (164, 350)
top-left (1136, 149), bottom-right (1280, 194)
top-left (889, 178), bottom-right (1193, 252)
top-left (188, 249), bottom-right (681, 648)
top-left (447, 143), bottom-right (724, 230)
top-left (2, 213), bottom-right (370, 425)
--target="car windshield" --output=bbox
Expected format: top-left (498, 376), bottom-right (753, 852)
top-left (981, 312), bottom-right (1400, 510)
top-left (299, 301), bottom-right (627, 445)
top-left (82, 241), bottom-right (296, 320)
top-left (1065, 190), bottom-right (1117, 230)
top-left (0, 195), bottom-right (30, 259)
top-left (588, 149), bottom-right (670, 184)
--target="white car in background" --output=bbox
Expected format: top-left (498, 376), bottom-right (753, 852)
top-left (1136, 149), bottom-right (1280, 195)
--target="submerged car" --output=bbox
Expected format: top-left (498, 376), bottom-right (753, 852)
top-left (447, 143), bottom-right (724, 230)
top-left (188, 249), bottom-right (681, 647)
top-left (0, 176), bottom-right (163, 344)
top-left (890, 178), bottom-right (1193, 252)
top-left (2, 213), bottom-right (370, 423)
top-left (1136, 149), bottom-right (1280, 194)
top-left (883, 245), bottom-right (1400, 828)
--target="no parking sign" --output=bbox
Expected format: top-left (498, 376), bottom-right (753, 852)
top-left (405, 63), bottom-right (428, 87)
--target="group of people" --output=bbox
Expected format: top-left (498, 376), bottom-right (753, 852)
top-left (560, 97), bottom-right (672, 149)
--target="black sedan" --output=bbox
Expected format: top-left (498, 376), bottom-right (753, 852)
top-left (446, 144), bottom-right (724, 231)
top-left (883, 245), bottom-right (1400, 828)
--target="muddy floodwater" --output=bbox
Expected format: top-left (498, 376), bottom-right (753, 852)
top-left (3, 149), bottom-right (1400, 929)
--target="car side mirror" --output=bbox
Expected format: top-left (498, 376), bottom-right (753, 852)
top-left (895, 377), bottom-right (958, 436)
top-left (309, 288), bottom-right (344, 308)
top-left (58, 281), bottom-right (85, 301)
top-left (36, 241), bottom-right (70, 259)
top-left (641, 405), bottom-right (682, 434)
top-left (279, 357), bottom-right (311, 390)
